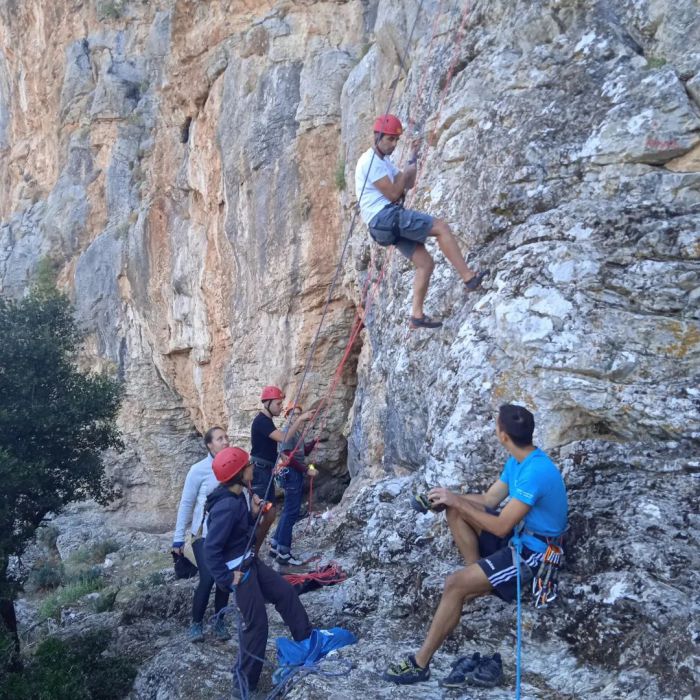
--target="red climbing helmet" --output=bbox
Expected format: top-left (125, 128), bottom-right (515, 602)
top-left (284, 403), bottom-right (303, 417)
top-left (212, 446), bottom-right (250, 483)
top-left (373, 113), bottom-right (403, 136)
top-left (260, 385), bottom-right (285, 401)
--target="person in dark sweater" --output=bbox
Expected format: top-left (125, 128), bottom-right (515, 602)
top-left (204, 446), bottom-right (312, 697)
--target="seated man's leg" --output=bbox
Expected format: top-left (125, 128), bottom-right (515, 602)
top-left (414, 564), bottom-right (492, 668)
top-left (445, 506), bottom-right (481, 565)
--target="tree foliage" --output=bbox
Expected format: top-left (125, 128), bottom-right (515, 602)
top-left (0, 284), bottom-right (122, 600)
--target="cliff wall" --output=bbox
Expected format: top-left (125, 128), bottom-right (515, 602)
top-left (1, 1), bottom-right (698, 697)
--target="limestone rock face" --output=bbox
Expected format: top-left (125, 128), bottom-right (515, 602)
top-left (1, 0), bottom-right (699, 698)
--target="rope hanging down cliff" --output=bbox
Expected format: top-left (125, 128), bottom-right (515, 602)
top-left (222, 1), bottom-right (493, 698)
top-left (282, 0), bottom-right (477, 481)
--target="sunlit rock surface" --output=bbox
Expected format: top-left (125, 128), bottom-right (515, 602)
top-left (1, 1), bottom-right (698, 698)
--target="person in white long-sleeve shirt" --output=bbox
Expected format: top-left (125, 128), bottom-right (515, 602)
top-left (172, 426), bottom-right (232, 643)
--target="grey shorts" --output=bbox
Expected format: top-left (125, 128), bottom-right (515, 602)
top-left (369, 204), bottom-right (434, 259)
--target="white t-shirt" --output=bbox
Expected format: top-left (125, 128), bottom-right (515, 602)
top-left (355, 148), bottom-right (400, 224)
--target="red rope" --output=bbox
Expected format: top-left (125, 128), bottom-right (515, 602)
top-left (277, 1), bottom-right (474, 522)
top-left (301, 2), bottom-right (474, 443)
top-left (282, 561), bottom-right (348, 588)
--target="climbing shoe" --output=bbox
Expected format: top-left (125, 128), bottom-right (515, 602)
top-left (188, 622), bottom-right (204, 643)
top-left (464, 270), bottom-right (489, 291)
top-left (213, 616), bottom-right (231, 642)
top-left (411, 493), bottom-right (446, 514)
top-left (276, 551), bottom-right (303, 566)
top-left (382, 654), bottom-right (430, 685)
top-left (408, 315), bottom-right (442, 330)
top-left (471, 652), bottom-right (503, 688)
top-left (439, 652), bottom-right (480, 688)
top-left (269, 544), bottom-right (278, 560)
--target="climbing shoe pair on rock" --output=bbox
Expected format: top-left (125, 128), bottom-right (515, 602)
top-left (383, 651), bottom-right (503, 688)
top-left (269, 544), bottom-right (303, 566)
top-left (408, 270), bottom-right (489, 330)
top-left (440, 651), bottom-right (503, 688)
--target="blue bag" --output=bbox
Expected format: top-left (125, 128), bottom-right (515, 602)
top-left (274, 627), bottom-right (357, 682)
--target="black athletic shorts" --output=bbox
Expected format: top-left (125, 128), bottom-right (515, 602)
top-left (476, 530), bottom-right (543, 602)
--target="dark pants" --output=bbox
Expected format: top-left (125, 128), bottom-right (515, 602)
top-left (251, 459), bottom-right (275, 500)
top-left (234, 559), bottom-right (311, 690)
top-left (192, 537), bottom-right (230, 623)
top-left (272, 468), bottom-right (304, 553)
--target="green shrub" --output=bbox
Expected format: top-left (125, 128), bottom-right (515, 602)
top-left (69, 539), bottom-right (119, 565)
top-left (136, 571), bottom-right (167, 590)
top-left (0, 630), bottom-right (137, 700)
top-left (38, 570), bottom-right (105, 621)
top-left (27, 559), bottom-right (65, 591)
top-left (646, 56), bottom-right (667, 69)
top-left (92, 588), bottom-right (119, 613)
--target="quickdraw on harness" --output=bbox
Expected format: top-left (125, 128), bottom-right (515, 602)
top-left (532, 539), bottom-right (563, 609)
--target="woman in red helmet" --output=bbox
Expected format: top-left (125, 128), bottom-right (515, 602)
top-left (354, 113), bottom-right (487, 330)
top-left (204, 446), bottom-right (312, 698)
top-left (250, 386), bottom-right (313, 551)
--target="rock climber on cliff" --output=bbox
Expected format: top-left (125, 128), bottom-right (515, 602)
top-left (204, 446), bottom-right (312, 699)
top-left (383, 404), bottom-right (568, 688)
top-left (250, 386), bottom-right (314, 557)
top-left (355, 113), bottom-right (487, 330)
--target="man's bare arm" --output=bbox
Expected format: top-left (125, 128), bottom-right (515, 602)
top-left (372, 165), bottom-right (417, 202)
top-left (429, 485), bottom-right (530, 538)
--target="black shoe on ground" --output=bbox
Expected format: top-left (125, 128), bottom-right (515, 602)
top-left (439, 652), bottom-right (480, 688)
top-left (382, 654), bottom-right (430, 685)
top-left (471, 652), bottom-right (503, 687)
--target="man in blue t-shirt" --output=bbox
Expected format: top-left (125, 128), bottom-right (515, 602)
top-left (384, 404), bottom-right (568, 686)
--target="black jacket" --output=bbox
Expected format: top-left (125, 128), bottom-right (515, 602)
top-left (203, 486), bottom-right (256, 590)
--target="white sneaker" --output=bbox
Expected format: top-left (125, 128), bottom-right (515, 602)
top-left (276, 552), bottom-right (303, 566)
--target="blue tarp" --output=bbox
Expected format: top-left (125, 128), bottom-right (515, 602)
top-left (275, 627), bottom-right (357, 674)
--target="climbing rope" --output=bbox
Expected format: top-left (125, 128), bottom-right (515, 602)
top-left (512, 532), bottom-right (524, 700)
top-left (222, 2), bottom-right (486, 696)
top-left (225, 2), bottom-right (432, 698)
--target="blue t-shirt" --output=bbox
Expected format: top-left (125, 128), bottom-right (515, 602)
top-left (499, 448), bottom-right (568, 553)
